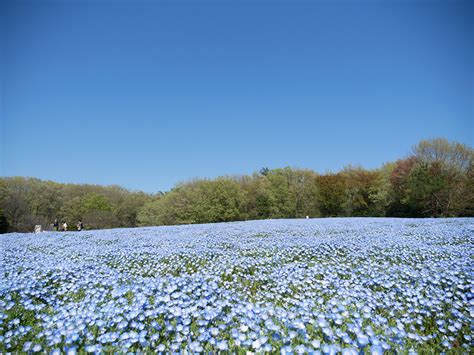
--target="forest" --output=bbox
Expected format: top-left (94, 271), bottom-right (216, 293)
top-left (1, 138), bottom-right (473, 233)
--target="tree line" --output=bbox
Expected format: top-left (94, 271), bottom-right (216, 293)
top-left (1, 138), bottom-right (472, 233)
top-left (0, 180), bottom-right (154, 233)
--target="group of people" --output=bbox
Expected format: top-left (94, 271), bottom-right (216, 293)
top-left (53, 219), bottom-right (83, 232)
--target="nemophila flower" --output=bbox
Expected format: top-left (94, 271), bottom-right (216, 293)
top-left (240, 324), bottom-right (249, 332)
top-left (323, 327), bottom-right (333, 337)
top-left (311, 339), bottom-right (321, 349)
top-left (23, 342), bottom-right (32, 351)
top-left (32, 344), bottom-right (42, 352)
top-left (252, 339), bottom-right (262, 350)
top-left (370, 344), bottom-right (384, 355)
top-left (216, 340), bottom-right (228, 351)
top-left (321, 344), bottom-right (331, 354)
top-left (1, 219), bottom-right (472, 353)
top-left (155, 343), bottom-right (166, 352)
top-left (357, 334), bottom-right (369, 347)
top-left (342, 335), bottom-right (352, 344)
top-left (85, 345), bottom-right (96, 353)
top-left (341, 347), bottom-right (358, 355)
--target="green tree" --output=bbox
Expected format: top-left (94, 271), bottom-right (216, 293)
top-left (0, 177), bottom-right (36, 231)
top-left (193, 179), bottom-right (247, 223)
top-left (265, 168), bottom-right (297, 218)
top-left (316, 173), bottom-right (347, 217)
top-left (0, 180), bottom-right (10, 233)
top-left (342, 166), bottom-right (380, 216)
top-left (405, 162), bottom-right (451, 216)
top-left (413, 138), bottom-right (473, 173)
top-left (411, 138), bottom-right (474, 216)
top-left (369, 163), bottom-right (395, 216)
top-left (387, 157), bottom-right (419, 216)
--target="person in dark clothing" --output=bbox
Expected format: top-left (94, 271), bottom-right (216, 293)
top-left (53, 219), bottom-right (59, 231)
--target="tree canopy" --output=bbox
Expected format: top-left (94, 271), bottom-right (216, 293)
top-left (1, 138), bottom-right (472, 233)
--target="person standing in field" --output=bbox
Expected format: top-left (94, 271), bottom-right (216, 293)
top-left (53, 219), bottom-right (59, 231)
top-left (77, 220), bottom-right (83, 231)
top-left (62, 222), bottom-right (68, 231)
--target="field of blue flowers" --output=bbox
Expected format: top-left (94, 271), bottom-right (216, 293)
top-left (1, 218), bottom-right (473, 354)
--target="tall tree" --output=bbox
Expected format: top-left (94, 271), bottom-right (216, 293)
top-left (342, 166), bottom-right (380, 216)
top-left (316, 173), bottom-right (347, 217)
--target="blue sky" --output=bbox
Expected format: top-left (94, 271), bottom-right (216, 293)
top-left (1, 0), bottom-right (472, 193)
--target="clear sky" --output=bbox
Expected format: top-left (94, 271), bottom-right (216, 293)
top-left (1, 0), bottom-right (472, 193)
